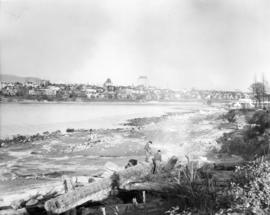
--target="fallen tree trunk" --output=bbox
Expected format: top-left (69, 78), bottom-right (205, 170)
top-left (0, 208), bottom-right (29, 215)
top-left (79, 201), bottom-right (172, 215)
top-left (45, 162), bottom-right (153, 214)
top-left (122, 182), bottom-right (184, 194)
top-left (0, 176), bottom-right (93, 209)
top-left (45, 158), bottom-right (179, 214)
top-left (213, 161), bottom-right (244, 171)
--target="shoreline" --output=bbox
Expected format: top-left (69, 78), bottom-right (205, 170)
top-left (0, 98), bottom-right (232, 105)
top-left (0, 110), bottom-right (196, 141)
top-left (0, 104), bottom-right (228, 208)
top-left (0, 105), bottom-right (223, 143)
top-left (0, 102), bottom-right (189, 139)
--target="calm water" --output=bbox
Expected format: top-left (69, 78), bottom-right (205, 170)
top-left (0, 102), bottom-right (201, 138)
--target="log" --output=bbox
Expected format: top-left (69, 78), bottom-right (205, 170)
top-left (45, 157), bottom-right (178, 214)
top-left (101, 202), bottom-right (170, 215)
top-left (0, 181), bottom-right (64, 208)
top-left (0, 208), bottom-right (29, 215)
top-left (45, 162), bottom-right (153, 214)
top-left (122, 182), bottom-right (184, 194)
top-left (79, 201), bottom-right (171, 215)
top-left (45, 179), bottom-right (112, 214)
top-left (213, 162), bottom-right (243, 171)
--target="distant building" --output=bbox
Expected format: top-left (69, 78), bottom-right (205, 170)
top-left (28, 89), bottom-right (37, 96)
top-left (44, 86), bottom-right (60, 96)
top-left (231, 98), bottom-right (254, 110)
top-left (103, 78), bottom-right (116, 93)
top-left (24, 81), bottom-right (38, 88)
top-left (103, 78), bottom-right (113, 88)
top-left (85, 88), bottom-right (97, 99)
top-left (137, 76), bottom-right (148, 88)
top-left (1, 86), bottom-right (17, 96)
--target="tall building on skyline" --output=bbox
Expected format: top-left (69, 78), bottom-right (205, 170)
top-left (137, 76), bottom-right (149, 87)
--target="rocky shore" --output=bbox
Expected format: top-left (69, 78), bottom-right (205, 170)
top-left (0, 131), bottom-right (63, 148)
top-left (1, 106), bottom-right (241, 214)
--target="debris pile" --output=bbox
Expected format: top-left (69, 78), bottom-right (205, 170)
top-left (0, 155), bottom-right (244, 215)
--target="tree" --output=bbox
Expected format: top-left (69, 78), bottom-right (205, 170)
top-left (249, 82), bottom-right (267, 108)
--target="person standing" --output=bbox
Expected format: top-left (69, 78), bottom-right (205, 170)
top-left (152, 150), bottom-right (162, 174)
top-left (144, 141), bottom-right (153, 162)
top-left (153, 150), bottom-right (162, 162)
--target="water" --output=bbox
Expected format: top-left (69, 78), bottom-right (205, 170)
top-left (0, 102), bottom-right (225, 203)
top-left (0, 102), bottom-right (200, 138)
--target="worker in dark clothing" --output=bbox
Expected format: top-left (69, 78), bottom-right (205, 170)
top-left (154, 150), bottom-right (162, 162)
top-left (152, 150), bottom-right (162, 174)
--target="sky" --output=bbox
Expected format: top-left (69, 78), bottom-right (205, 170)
top-left (1, 0), bottom-right (270, 90)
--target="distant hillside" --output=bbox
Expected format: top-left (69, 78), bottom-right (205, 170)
top-left (0, 74), bottom-right (45, 83)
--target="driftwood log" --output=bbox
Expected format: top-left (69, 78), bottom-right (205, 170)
top-left (79, 201), bottom-right (172, 215)
top-left (45, 157), bottom-right (179, 214)
top-left (122, 182), bottom-right (184, 194)
top-left (0, 208), bottom-right (29, 215)
top-left (45, 162), bottom-right (153, 214)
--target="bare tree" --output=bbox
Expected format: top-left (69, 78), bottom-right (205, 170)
top-left (250, 82), bottom-right (268, 108)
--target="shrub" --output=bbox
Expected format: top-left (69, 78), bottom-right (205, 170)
top-left (222, 160), bottom-right (270, 214)
top-left (247, 110), bottom-right (270, 133)
top-left (223, 110), bottom-right (236, 123)
top-left (218, 110), bottom-right (270, 159)
top-left (66, 128), bottom-right (75, 132)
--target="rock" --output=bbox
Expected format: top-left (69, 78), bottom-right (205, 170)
top-left (88, 177), bottom-right (95, 183)
top-left (11, 199), bottom-right (25, 210)
top-left (125, 159), bottom-right (138, 169)
top-left (30, 151), bottom-right (41, 155)
top-left (163, 156), bottom-right (178, 171)
top-left (25, 199), bottom-right (38, 207)
top-left (36, 195), bottom-right (44, 201)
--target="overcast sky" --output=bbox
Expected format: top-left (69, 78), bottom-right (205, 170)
top-left (1, 0), bottom-right (270, 90)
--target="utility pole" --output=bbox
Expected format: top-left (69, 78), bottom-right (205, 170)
top-left (262, 73), bottom-right (265, 109)
top-left (253, 75), bottom-right (257, 108)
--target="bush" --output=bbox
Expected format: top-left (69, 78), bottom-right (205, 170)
top-left (222, 160), bottom-right (270, 214)
top-left (66, 128), bottom-right (75, 132)
top-left (218, 129), bottom-right (270, 160)
top-left (218, 110), bottom-right (270, 160)
top-left (223, 110), bottom-right (236, 123)
top-left (247, 110), bottom-right (270, 133)
top-left (163, 158), bottom-right (219, 214)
